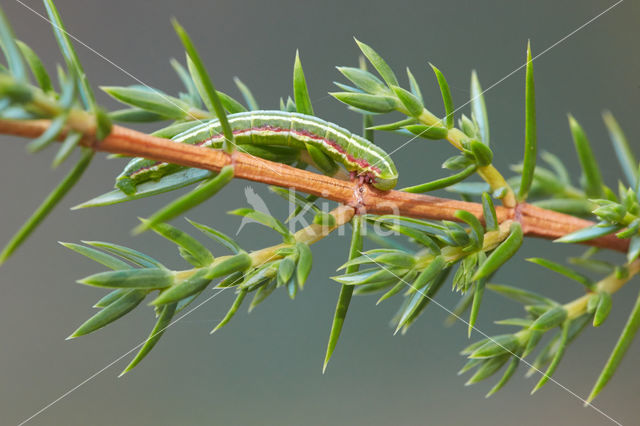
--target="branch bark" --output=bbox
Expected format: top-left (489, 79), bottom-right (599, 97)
top-left (0, 118), bottom-right (628, 253)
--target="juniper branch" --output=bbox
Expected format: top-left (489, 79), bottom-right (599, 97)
top-left (415, 108), bottom-right (516, 207)
top-left (1, 1), bottom-right (637, 403)
top-left (564, 258), bottom-right (640, 320)
top-left (0, 117), bottom-right (628, 253)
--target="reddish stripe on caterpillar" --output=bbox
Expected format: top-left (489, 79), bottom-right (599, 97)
top-left (116, 111), bottom-right (398, 195)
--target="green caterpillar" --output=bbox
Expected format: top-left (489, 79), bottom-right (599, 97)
top-left (115, 110), bottom-right (398, 194)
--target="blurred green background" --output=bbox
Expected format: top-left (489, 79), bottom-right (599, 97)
top-left (1, 0), bottom-right (639, 424)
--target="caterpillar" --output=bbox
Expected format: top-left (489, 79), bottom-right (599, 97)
top-left (115, 110), bottom-right (398, 194)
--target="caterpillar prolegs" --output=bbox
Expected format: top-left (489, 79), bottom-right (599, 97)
top-left (115, 111), bottom-right (399, 194)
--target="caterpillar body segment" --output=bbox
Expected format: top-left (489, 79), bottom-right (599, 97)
top-left (116, 111), bottom-right (398, 194)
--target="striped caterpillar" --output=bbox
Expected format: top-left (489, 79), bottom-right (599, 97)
top-left (115, 111), bottom-right (398, 194)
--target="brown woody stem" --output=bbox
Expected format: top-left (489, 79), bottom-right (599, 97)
top-left (0, 118), bottom-right (628, 253)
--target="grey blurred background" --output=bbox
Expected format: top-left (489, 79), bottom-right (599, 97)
top-left (1, 0), bottom-right (639, 425)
